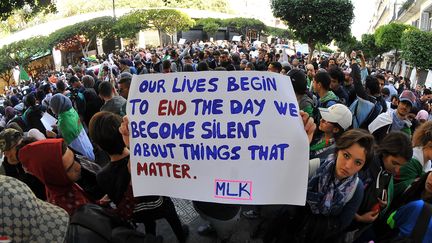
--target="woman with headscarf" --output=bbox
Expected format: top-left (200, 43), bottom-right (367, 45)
top-left (18, 138), bottom-right (91, 215)
top-left (49, 93), bottom-right (95, 160)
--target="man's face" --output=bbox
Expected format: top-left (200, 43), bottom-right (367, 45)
top-left (378, 78), bottom-right (385, 91)
top-left (220, 54), bottom-right (228, 63)
top-left (118, 82), bottom-right (129, 99)
top-left (292, 59), bottom-right (299, 67)
top-left (330, 78), bottom-right (340, 91)
top-left (397, 101), bottom-right (412, 118)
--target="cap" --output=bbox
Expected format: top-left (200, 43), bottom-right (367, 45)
top-left (319, 104), bottom-right (353, 130)
top-left (0, 175), bottom-right (69, 242)
top-left (0, 128), bottom-right (22, 152)
top-left (119, 72), bottom-right (133, 82)
top-left (399, 90), bottom-right (416, 106)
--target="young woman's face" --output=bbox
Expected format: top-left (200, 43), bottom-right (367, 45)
top-left (382, 155), bottom-right (407, 176)
top-left (335, 143), bottom-right (366, 180)
top-left (319, 119), bottom-right (337, 134)
top-left (425, 173), bottom-right (432, 194)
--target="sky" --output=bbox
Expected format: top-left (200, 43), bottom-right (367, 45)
top-left (352, 0), bottom-right (376, 39)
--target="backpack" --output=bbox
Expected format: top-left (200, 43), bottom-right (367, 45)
top-left (66, 204), bottom-right (162, 243)
top-left (380, 202), bottom-right (432, 243)
top-left (350, 97), bottom-right (383, 129)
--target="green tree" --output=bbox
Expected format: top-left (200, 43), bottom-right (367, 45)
top-left (113, 10), bottom-right (150, 38)
top-left (0, 36), bottom-right (51, 85)
top-left (222, 18), bottom-right (266, 37)
top-left (0, 0), bottom-right (56, 21)
top-left (265, 26), bottom-right (294, 39)
top-left (195, 18), bottom-right (224, 36)
top-left (271, 0), bottom-right (354, 61)
top-left (360, 33), bottom-right (385, 60)
top-left (375, 22), bottom-right (415, 52)
top-left (144, 9), bottom-right (194, 46)
top-left (375, 22), bottom-right (416, 68)
top-left (335, 35), bottom-right (363, 54)
top-left (48, 16), bottom-right (114, 57)
top-left (401, 28), bottom-right (432, 83)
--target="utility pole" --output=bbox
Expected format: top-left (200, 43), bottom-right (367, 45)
top-left (112, 0), bottom-right (116, 19)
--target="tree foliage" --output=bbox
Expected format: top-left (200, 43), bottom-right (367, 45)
top-left (48, 16), bottom-right (114, 57)
top-left (271, 0), bottom-right (354, 59)
top-left (360, 33), bottom-right (385, 60)
top-left (222, 18), bottom-right (266, 36)
top-left (335, 35), bottom-right (362, 54)
top-left (195, 18), bottom-right (225, 35)
top-left (113, 10), bottom-right (150, 38)
top-left (0, 0), bottom-right (56, 21)
top-left (265, 26), bottom-right (294, 39)
top-left (374, 22), bottom-right (415, 52)
top-left (401, 28), bottom-right (432, 70)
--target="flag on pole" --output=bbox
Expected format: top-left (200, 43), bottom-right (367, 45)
top-left (19, 65), bottom-right (30, 82)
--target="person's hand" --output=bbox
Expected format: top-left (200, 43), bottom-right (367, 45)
top-left (300, 111), bottom-right (316, 144)
top-left (98, 194), bottom-right (111, 205)
top-left (356, 210), bottom-right (379, 223)
top-left (377, 197), bottom-right (388, 208)
top-left (119, 116), bottom-right (130, 149)
top-left (46, 130), bottom-right (57, 138)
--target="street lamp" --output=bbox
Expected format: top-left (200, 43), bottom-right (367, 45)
top-left (112, 0), bottom-right (116, 19)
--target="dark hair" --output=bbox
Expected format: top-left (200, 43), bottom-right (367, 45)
top-left (365, 76), bottom-right (380, 95)
top-left (89, 111), bottom-right (125, 155)
top-left (69, 76), bottom-right (79, 84)
top-left (314, 71), bottom-right (331, 90)
top-left (382, 87), bottom-right (390, 96)
top-left (288, 69), bottom-right (307, 95)
top-left (162, 60), bottom-right (171, 70)
top-left (35, 90), bottom-right (46, 102)
top-left (377, 132), bottom-right (413, 161)
top-left (375, 74), bottom-right (385, 81)
top-left (328, 67), bottom-right (345, 84)
top-left (424, 89), bottom-right (432, 95)
top-left (335, 129), bottom-right (375, 170)
top-left (183, 63), bottom-right (194, 72)
top-left (197, 61), bottom-right (209, 71)
top-left (269, 62), bottom-right (282, 73)
top-left (24, 93), bottom-right (36, 107)
top-left (56, 80), bottom-right (66, 93)
top-left (98, 81), bottom-right (113, 98)
top-left (82, 75), bottom-right (95, 88)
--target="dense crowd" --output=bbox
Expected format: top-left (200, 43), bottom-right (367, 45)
top-left (0, 39), bottom-right (431, 242)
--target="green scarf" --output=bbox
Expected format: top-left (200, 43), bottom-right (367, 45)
top-left (58, 108), bottom-right (82, 144)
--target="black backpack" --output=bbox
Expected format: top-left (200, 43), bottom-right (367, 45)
top-left (66, 204), bottom-right (162, 243)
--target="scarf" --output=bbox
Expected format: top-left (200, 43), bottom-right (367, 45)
top-left (307, 156), bottom-right (358, 216)
top-left (18, 138), bottom-right (90, 215)
top-left (50, 93), bottom-right (72, 115)
top-left (58, 108), bottom-right (83, 144)
top-left (391, 110), bottom-right (407, 131)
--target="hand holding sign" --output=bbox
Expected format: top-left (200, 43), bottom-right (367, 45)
top-left (119, 116), bottom-right (130, 149)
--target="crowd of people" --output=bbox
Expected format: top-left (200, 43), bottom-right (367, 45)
top-left (0, 39), bottom-right (431, 243)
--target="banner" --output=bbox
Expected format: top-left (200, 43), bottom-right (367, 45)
top-left (128, 71), bottom-right (309, 205)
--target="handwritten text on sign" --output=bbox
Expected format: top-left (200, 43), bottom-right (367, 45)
top-left (128, 71), bottom-right (308, 205)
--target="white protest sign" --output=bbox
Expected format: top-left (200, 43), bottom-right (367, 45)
top-left (232, 35), bottom-right (242, 42)
top-left (40, 112), bottom-right (57, 131)
top-left (178, 38), bottom-right (186, 45)
top-left (128, 71), bottom-right (309, 205)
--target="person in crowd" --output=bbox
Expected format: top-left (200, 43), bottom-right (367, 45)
top-left (118, 72), bottom-right (132, 100)
top-left (18, 138), bottom-right (92, 215)
top-left (368, 90), bottom-right (416, 141)
top-left (328, 66), bottom-right (349, 105)
top-left (49, 93), bottom-right (95, 160)
top-left (346, 132), bottom-right (413, 242)
top-left (268, 61), bottom-right (282, 73)
top-left (0, 175), bottom-right (69, 242)
top-left (288, 69), bottom-right (314, 117)
top-left (266, 129), bottom-right (375, 242)
top-left (0, 128), bottom-right (46, 200)
top-left (149, 52), bottom-right (163, 73)
top-left (394, 121), bottom-right (432, 197)
top-left (119, 58), bottom-right (132, 74)
top-left (22, 92), bottom-right (46, 135)
top-left (313, 71), bottom-right (340, 108)
top-left (89, 111), bottom-right (188, 242)
top-left (98, 81), bottom-right (127, 116)
top-left (310, 104), bottom-right (353, 161)
top-left (82, 75), bottom-right (103, 127)
top-left (162, 59), bottom-right (172, 73)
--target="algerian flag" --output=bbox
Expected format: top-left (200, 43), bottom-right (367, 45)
top-left (19, 65), bottom-right (30, 81)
